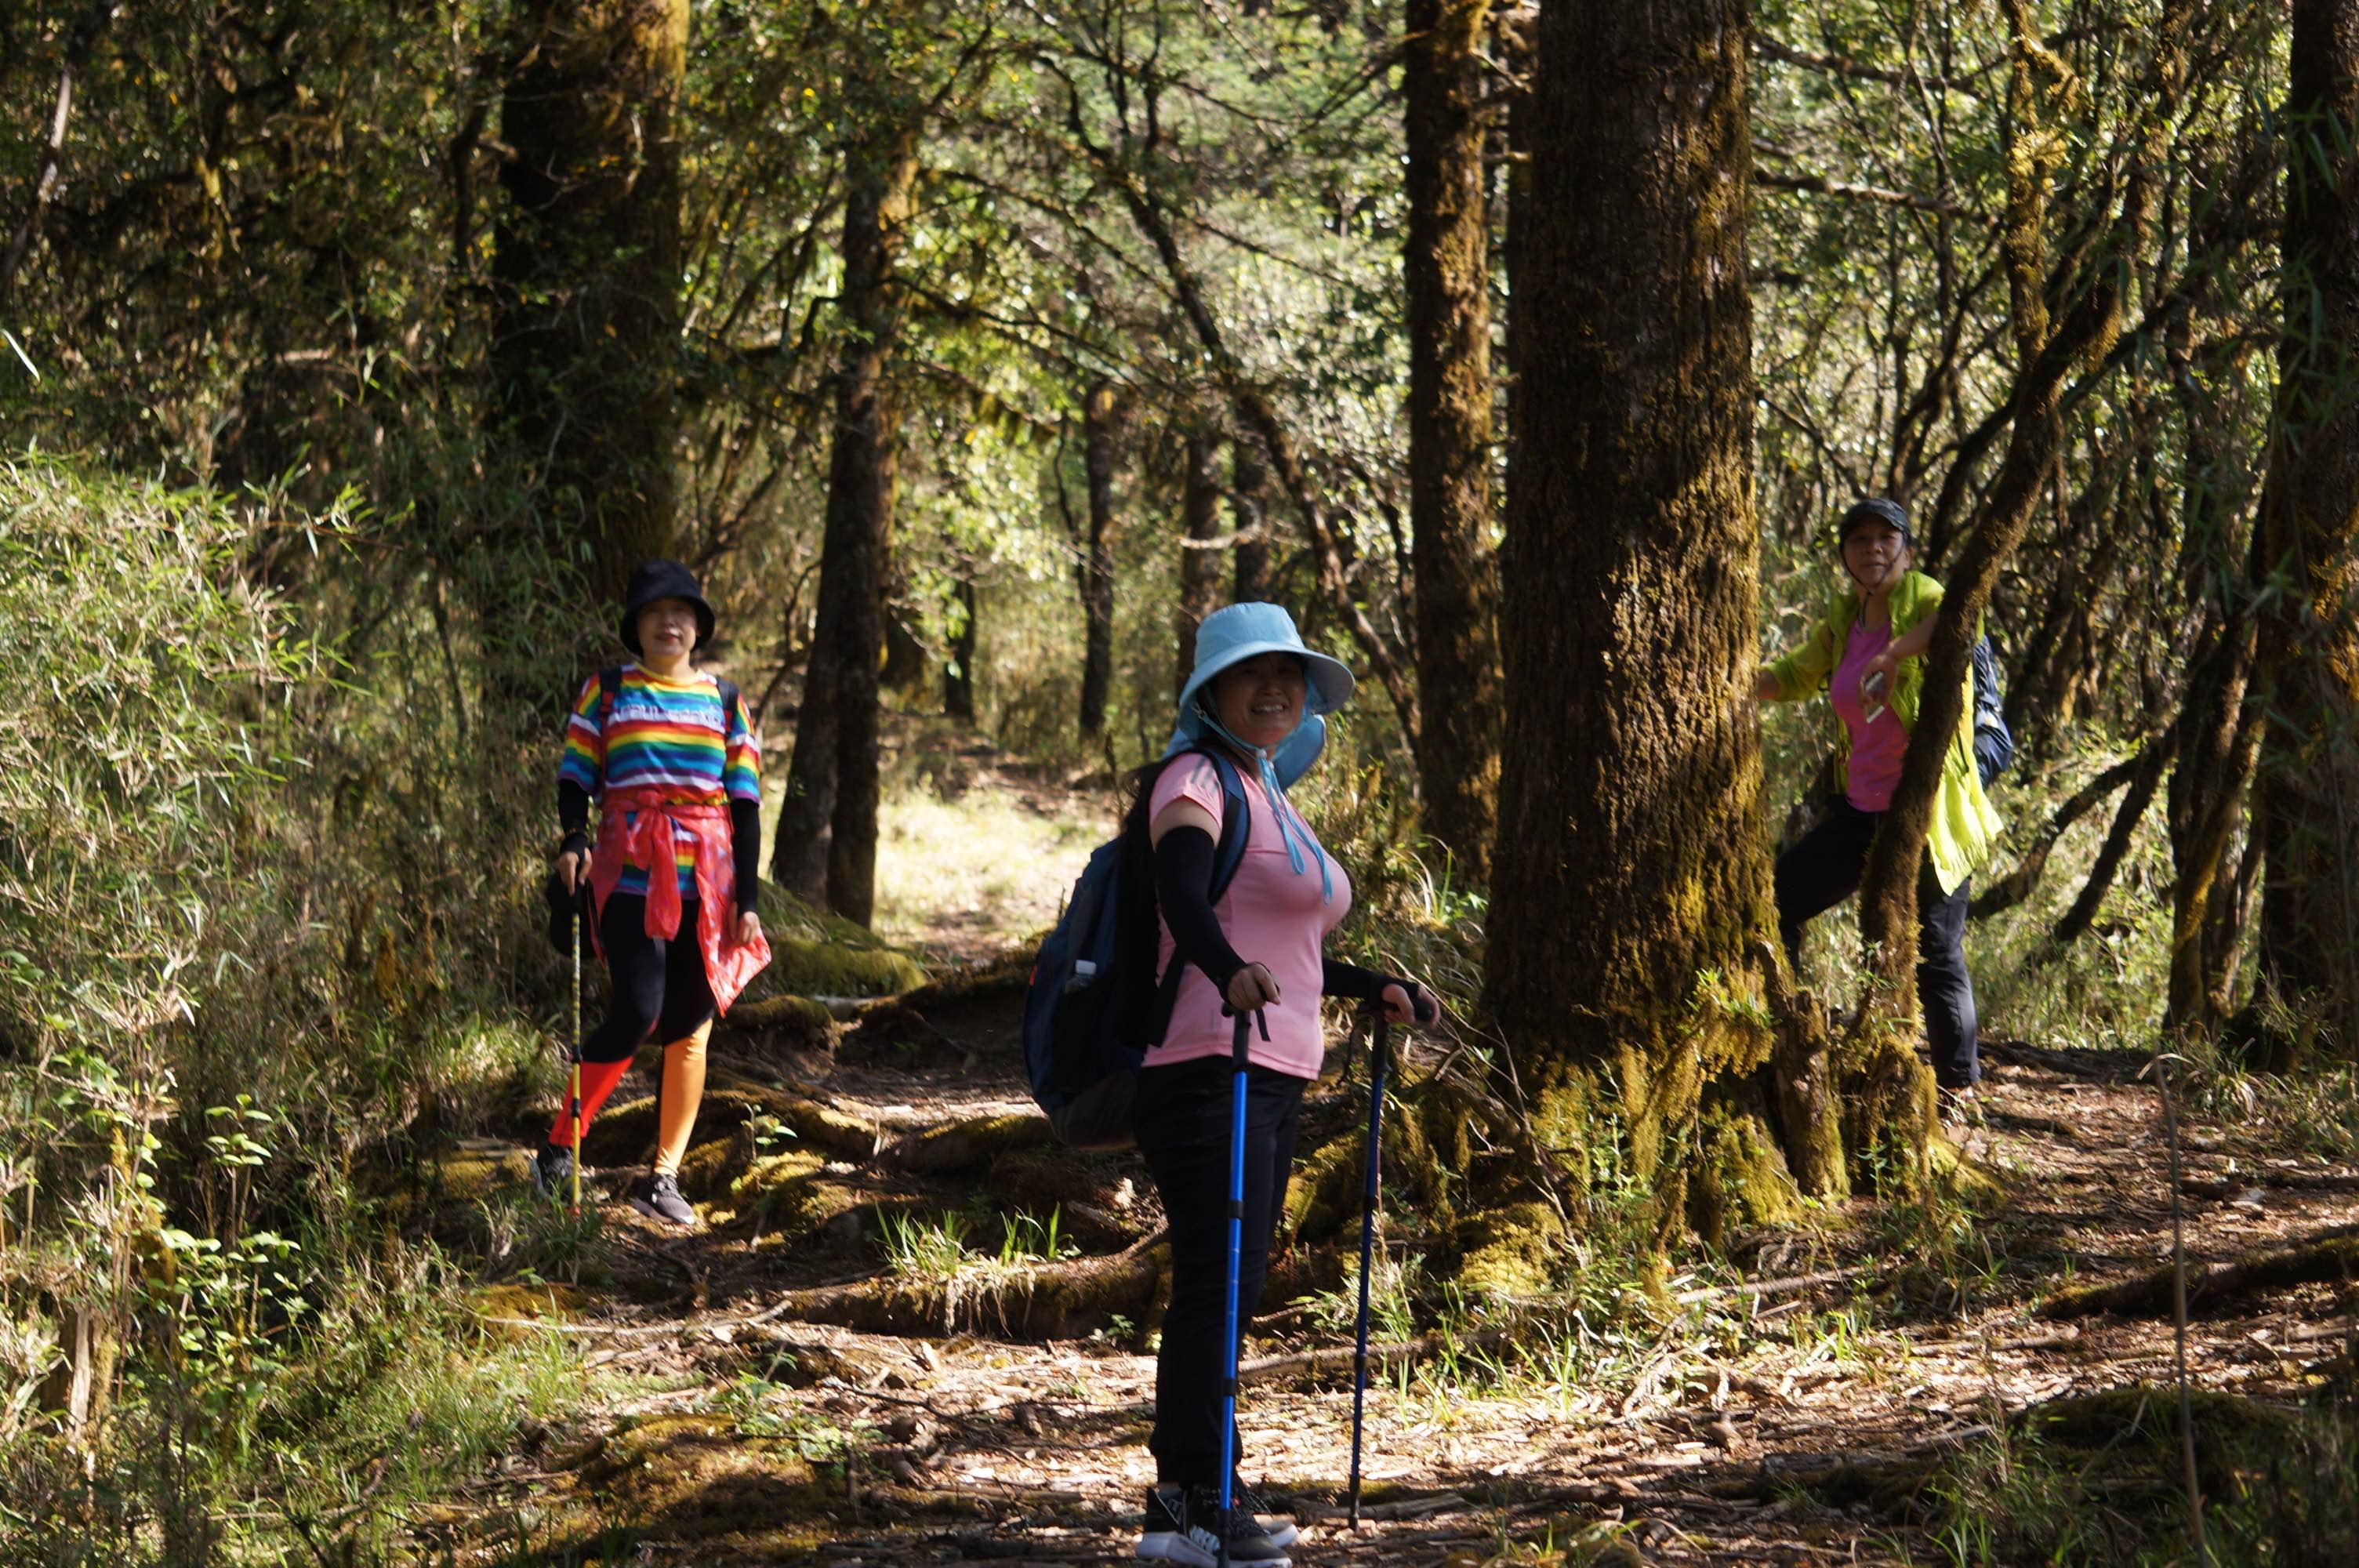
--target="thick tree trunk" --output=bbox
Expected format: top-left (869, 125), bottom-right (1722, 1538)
top-left (944, 572), bottom-right (978, 723)
top-left (1854, 2), bottom-right (2163, 1165)
top-left (1078, 379), bottom-right (1120, 741)
top-left (881, 567), bottom-right (930, 698)
top-left (1231, 437), bottom-right (1274, 603)
top-left (2254, 0), bottom-right (2359, 1047)
top-left (773, 129), bottom-right (917, 924)
top-left (1177, 430), bottom-right (1225, 695)
top-left (1483, 0), bottom-right (1824, 1219)
top-left (1404, 0), bottom-right (1502, 880)
top-left (492, 0), bottom-right (688, 606)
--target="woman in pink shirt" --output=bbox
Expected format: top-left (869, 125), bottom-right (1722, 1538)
top-left (1755, 499), bottom-right (1998, 1101)
top-left (1128, 602), bottom-right (1434, 1566)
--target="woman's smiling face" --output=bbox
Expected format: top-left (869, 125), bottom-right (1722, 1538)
top-left (1210, 652), bottom-right (1308, 752)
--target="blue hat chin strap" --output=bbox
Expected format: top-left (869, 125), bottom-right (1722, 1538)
top-left (1192, 706), bottom-right (1333, 904)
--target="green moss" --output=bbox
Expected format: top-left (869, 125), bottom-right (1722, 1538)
top-left (746, 881), bottom-right (929, 998)
top-left (586, 1413), bottom-right (826, 1542)
top-left (1285, 1127), bottom-right (1367, 1242)
top-left (1687, 1102), bottom-right (1803, 1246)
top-left (1454, 1201), bottom-right (1564, 1301)
top-left (582, 1085), bottom-right (876, 1166)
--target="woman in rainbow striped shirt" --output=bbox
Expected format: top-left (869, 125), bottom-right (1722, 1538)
top-left (540, 559), bottom-right (771, 1225)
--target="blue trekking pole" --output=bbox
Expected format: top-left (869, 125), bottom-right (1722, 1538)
top-left (1346, 1004), bottom-right (1392, 1527)
top-left (1217, 1006), bottom-right (1266, 1568)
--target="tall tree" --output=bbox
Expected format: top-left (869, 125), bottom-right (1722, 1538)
top-left (772, 119), bottom-right (919, 925)
top-left (1077, 379), bottom-right (1123, 740)
top-left (492, 0), bottom-right (690, 606)
top-left (1484, 0), bottom-right (1832, 1213)
top-left (1176, 429), bottom-right (1225, 693)
top-left (1232, 437), bottom-right (1274, 603)
top-left (2254, 0), bottom-right (2359, 1049)
top-left (1403, 0), bottom-right (1502, 880)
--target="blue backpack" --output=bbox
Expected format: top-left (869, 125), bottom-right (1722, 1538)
top-left (1023, 749), bottom-right (1251, 1149)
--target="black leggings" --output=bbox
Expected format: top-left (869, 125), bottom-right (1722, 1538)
top-left (1134, 1056), bottom-right (1305, 1487)
top-left (1774, 800), bottom-right (1980, 1088)
top-left (582, 893), bottom-right (717, 1064)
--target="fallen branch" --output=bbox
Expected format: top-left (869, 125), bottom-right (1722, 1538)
top-left (2041, 1227), bottom-right (2359, 1320)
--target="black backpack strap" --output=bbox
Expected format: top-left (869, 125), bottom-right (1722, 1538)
top-left (1203, 750), bottom-right (1253, 902)
top-left (598, 666), bottom-right (623, 728)
top-left (715, 677), bottom-right (742, 739)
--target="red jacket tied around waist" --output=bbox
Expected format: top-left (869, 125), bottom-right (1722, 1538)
top-left (586, 785), bottom-right (771, 1014)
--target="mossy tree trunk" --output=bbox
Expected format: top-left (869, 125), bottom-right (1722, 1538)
top-left (1484, 0), bottom-right (1835, 1227)
top-left (1853, 2), bottom-right (2167, 1174)
top-left (1078, 378), bottom-right (1121, 742)
top-left (491, 0), bottom-right (688, 611)
top-left (772, 125), bottom-right (917, 926)
top-left (2254, 0), bottom-right (2359, 1051)
top-left (1404, 0), bottom-right (1501, 881)
top-left (1176, 428), bottom-right (1225, 696)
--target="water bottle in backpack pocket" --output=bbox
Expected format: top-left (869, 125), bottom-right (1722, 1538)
top-left (1022, 750), bottom-right (1251, 1149)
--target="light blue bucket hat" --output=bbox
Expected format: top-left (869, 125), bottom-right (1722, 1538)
top-left (1164, 601), bottom-right (1355, 900)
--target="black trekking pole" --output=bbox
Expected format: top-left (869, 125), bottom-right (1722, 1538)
top-left (568, 892), bottom-right (585, 1218)
top-left (1346, 1004), bottom-right (1392, 1527)
top-left (1216, 1006), bottom-right (1266, 1568)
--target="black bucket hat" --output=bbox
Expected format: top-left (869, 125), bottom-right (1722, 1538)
top-left (1837, 496), bottom-right (1913, 549)
top-left (619, 558), bottom-right (716, 653)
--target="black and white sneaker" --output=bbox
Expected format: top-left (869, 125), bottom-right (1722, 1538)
top-left (630, 1171), bottom-right (695, 1227)
top-left (1135, 1483), bottom-right (1290, 1565)
top-left (1232, 1476), bottom-right (1298, 1550)
top-left (532, 1142), bottom-right (575, 1200)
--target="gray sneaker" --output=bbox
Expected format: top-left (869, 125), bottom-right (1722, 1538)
top-left (532, 1142), bottom-right (575, 1200)
top-left (1232, 1477), bottom-right (1298, 1549)
top-left (631, 1171), bottom-right (695, 1226)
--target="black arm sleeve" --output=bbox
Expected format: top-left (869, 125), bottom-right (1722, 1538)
top-left (1321, 959), bottom-right (1437, 1022)
top-left (559, 780), bottom-right (592, 855)
top-left (1152, 826), bottom-right (1247, 989)
top-left (732, 798), bottom-right (763, 912)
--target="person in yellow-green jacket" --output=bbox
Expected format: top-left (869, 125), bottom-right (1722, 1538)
top-left (1756, 498), bottom-right (2004, 1096)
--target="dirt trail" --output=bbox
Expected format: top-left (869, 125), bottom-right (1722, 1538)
top-left (433, 986), bottom-right (2359, 1566)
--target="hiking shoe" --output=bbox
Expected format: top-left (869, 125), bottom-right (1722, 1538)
top-left (532, 1142), bottom-right (575, 1200)
top-left (1136, 1483), bottom-right (1290, 1565)
top-left (1938, 1083), bottom-right (1983, 1128)
top-left (1232, 1476), bottom-right (1298, 1549)
top-left (631, 1171), bottom-right (695, 1227)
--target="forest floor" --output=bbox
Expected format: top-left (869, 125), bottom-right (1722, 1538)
top-left (415, 735), bottom-right (2359, 1567)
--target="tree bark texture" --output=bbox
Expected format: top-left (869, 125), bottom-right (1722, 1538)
top-left (492, 0), bottom-right (689, 604)
top-left (1078, 379), bottom-right (1121, 740)
top-left (772, 129), bottom-right (917, 926)
top-left (1177, 430), bottom-right (1225, 695)
top-left (2255, 0), bottom-right (2359, 1044)
top-left (1231, 437), bottom-right (1274, 603)
top-left (1405, 0), bottom-right (1502, 882)
top-left (1483, 0), bottom-right (1817, 1210)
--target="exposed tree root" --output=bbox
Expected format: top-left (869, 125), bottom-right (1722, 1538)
top-left (2040, 1228), bottom-right (2359, 1319)
top-left (763, 1242), bottom-right (1167, 1340)
top-left (582, 1083), bottom-right (879, 1166)
top-left (881, 1112), bottom-right (1051, 1173)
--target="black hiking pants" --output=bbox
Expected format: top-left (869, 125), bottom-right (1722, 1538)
top-left (1134, 1057), bottom-right (1306, 1487)
top-left (1774, 800), bottom-right (1981, 1089)
top-left (582, 893), bottom-right (717, 1064)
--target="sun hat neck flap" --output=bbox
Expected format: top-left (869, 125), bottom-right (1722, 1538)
top-left (620, 558), bottom-right (717, 654)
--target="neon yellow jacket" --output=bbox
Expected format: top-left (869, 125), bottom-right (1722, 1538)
top-left (1763, 570), bottom-right (2003, 895)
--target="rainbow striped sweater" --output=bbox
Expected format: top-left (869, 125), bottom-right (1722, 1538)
top-left (558, 666), bottom-right (760, 899)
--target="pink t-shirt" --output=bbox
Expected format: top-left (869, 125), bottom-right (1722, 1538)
top-left (1143, 756), bottom-right (1352, 1078)
top-left (1833, 619), bottom-right (1907, 811)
